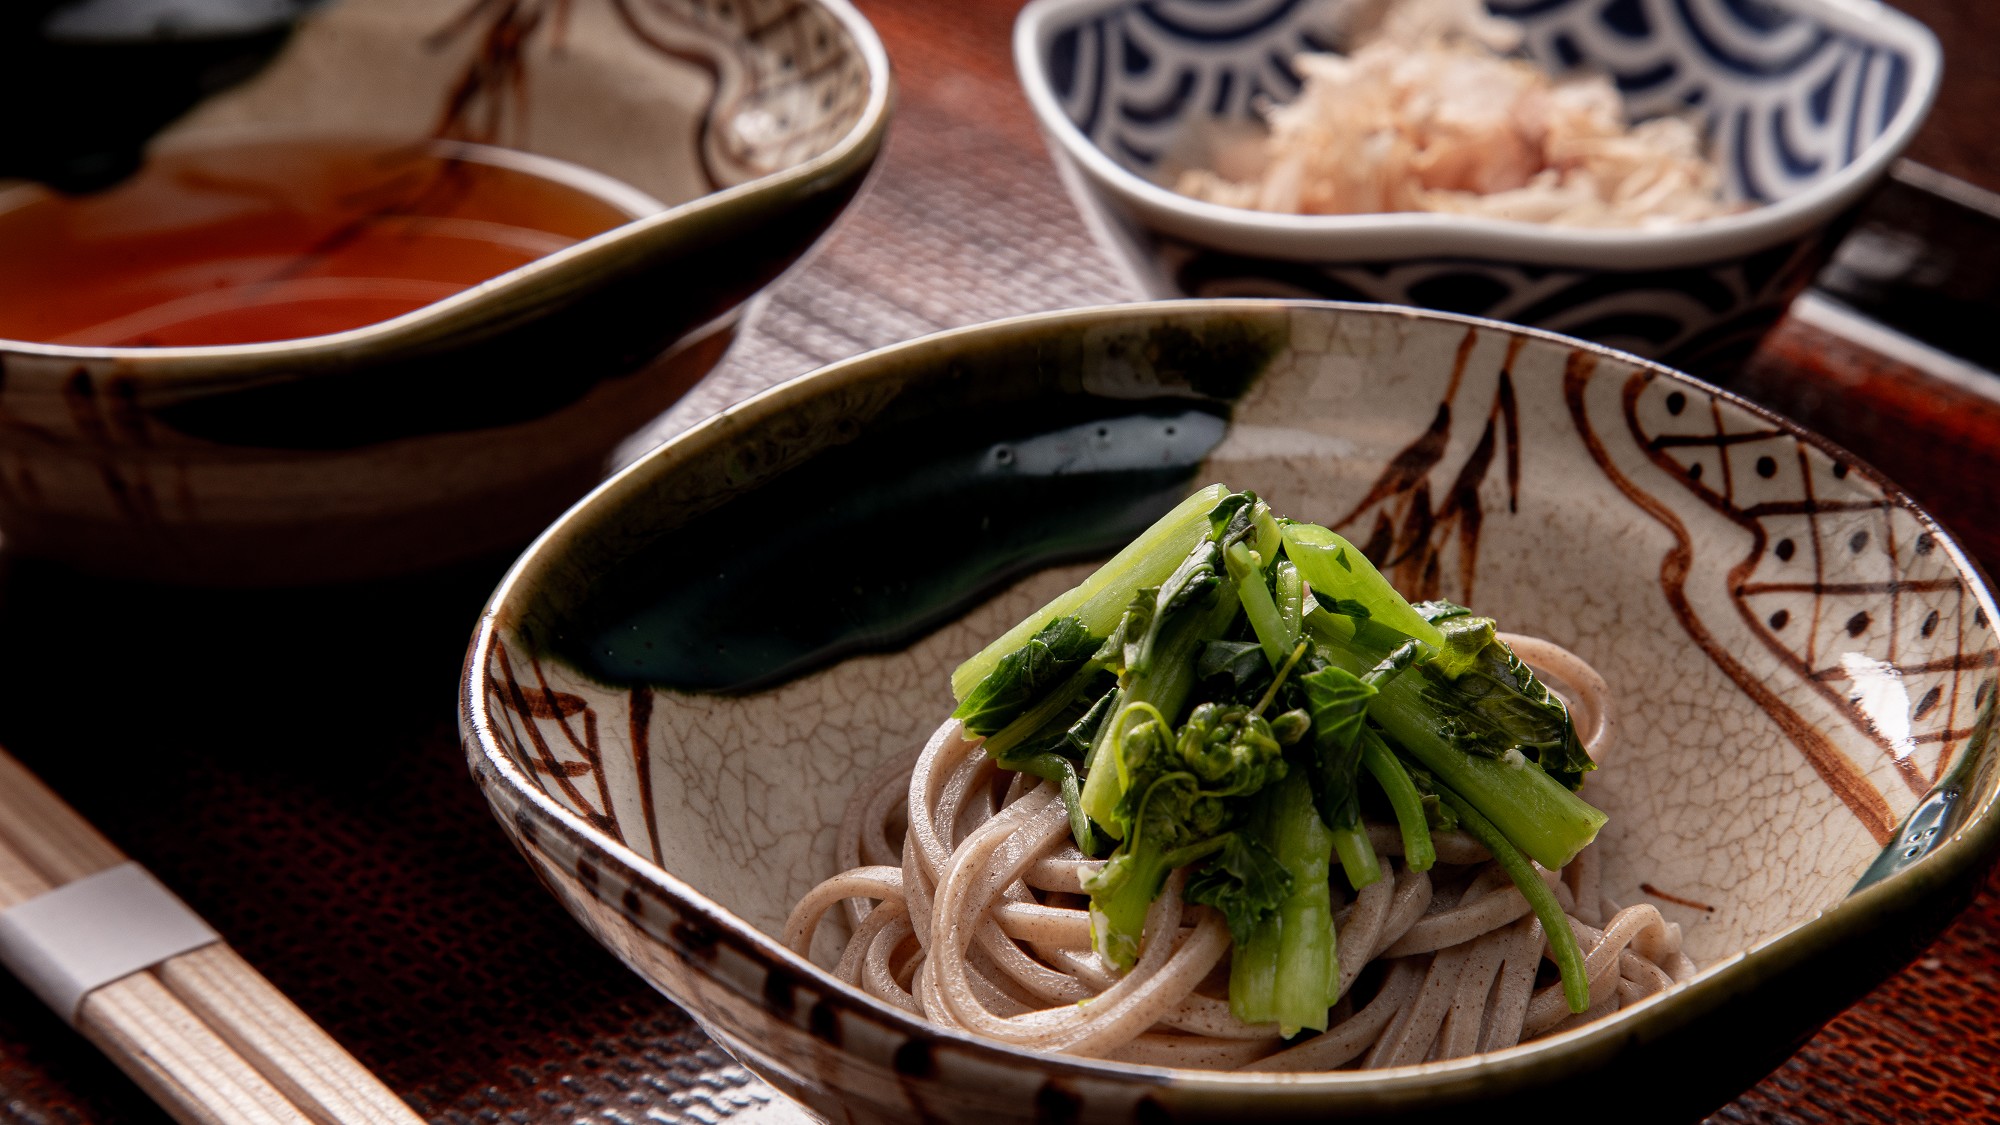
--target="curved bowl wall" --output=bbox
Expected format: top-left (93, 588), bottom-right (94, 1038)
top-left (463, 300), bottom-right (2000, 1124)
top-left (0, 0), bottom-right (891, 584)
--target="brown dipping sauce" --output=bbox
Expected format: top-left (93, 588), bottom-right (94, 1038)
top-left (0, 138), bottom-right (660, 348)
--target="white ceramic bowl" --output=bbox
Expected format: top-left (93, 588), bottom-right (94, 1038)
top-left (464, 300), bottom-right (1999, 1125)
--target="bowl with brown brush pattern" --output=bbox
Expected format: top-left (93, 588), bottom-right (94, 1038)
top-left (463, 300), bottom-right (1998, 1124)
top-left (0, 0), bottom-right (888, 584)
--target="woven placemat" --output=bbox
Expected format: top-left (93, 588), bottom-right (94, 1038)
top-left (1, 0), bottom-right (1995, 1119)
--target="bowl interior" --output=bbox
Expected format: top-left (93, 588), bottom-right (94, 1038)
top-left (477, 302), bottom-right (1997, 993)
top-left (1035, 0), bottom-right (1928, 205)
top-left (157, 0), bottom-right (877, 210)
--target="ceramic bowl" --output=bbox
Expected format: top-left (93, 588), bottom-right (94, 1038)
top-left (0, 0), bottom-right (888, 585)
top-left (462, 301), bottom-right (1998, 1124)
top-left (1014, 0), bottom-right (1939, 370)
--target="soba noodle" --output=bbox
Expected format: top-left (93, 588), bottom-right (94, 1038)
top-left (786, 635), bottom-right (1696, 1070)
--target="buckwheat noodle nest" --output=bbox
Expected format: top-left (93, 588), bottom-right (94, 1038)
top-left (786, 634), bottom-right (1697, 1070)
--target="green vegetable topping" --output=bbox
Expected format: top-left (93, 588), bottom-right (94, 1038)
top-left (953, 616), bottom-right (1102, 736)
top-left (953, 485), bottom-right (1606, 1018)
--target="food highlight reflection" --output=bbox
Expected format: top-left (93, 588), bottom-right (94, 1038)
top-left (1839, 651), bottom-right (1918, 764)
top-left (0, 137), bottom-right (664, 348)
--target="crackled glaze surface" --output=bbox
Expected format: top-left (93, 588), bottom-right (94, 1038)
top-left (465, 302), bottom-right (1999, 1124)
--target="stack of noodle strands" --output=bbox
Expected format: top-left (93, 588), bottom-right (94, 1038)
top-left (785, 636), bottom-right (1696, 1069)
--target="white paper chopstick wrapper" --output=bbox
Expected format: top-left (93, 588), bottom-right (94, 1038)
top-left (0, 861), bottom-right (219, 1023)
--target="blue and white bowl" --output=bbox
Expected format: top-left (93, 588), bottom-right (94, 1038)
top-left (1015, 0), bottom-right (1940, 368)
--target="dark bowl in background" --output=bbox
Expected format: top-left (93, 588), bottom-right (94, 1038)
top-left (0, 0), bottom-right (890, 585)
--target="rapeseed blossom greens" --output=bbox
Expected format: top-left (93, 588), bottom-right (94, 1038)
top-left (950, 486), bottom-right (1605, 1023)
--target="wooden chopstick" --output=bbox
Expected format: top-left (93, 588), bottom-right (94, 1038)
top-left (0, 749), bottom-right (424, 1125)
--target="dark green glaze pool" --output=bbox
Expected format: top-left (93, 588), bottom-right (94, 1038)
top-left (517, 310), bottom-right (1289, 694)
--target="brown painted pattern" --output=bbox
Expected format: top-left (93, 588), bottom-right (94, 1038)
top-left (525, 649), bottom-right (618, 836)
top-left (1639, 883), bottom-right (1718, 913)
top-left (1653, 428), bottom-right (1927, 793)
top-left (1624, 370), bottom-right (1994, 796)
top-left (1561, 351), bottom-right (1898, 844)
top-left (433, 0), bottom-right (868, 189)
top-left (630, 684), bottom-right (664, 864)
top-left (490, 637), bottom-right (614, 833)
top-left (431, 0), bottom-right (727, 187)
top-left (1335, 329), bottom-right (1524, 604)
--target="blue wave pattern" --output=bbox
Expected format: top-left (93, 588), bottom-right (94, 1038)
top-left (1148, 228), bottom-right (1840, 367)
top-left (1049, 0), bottom-right (1915, 203)
top-left (1491, 0), bottom-right (1911, 202)
top-left (1047, 0), bottom-right (1328, 168)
